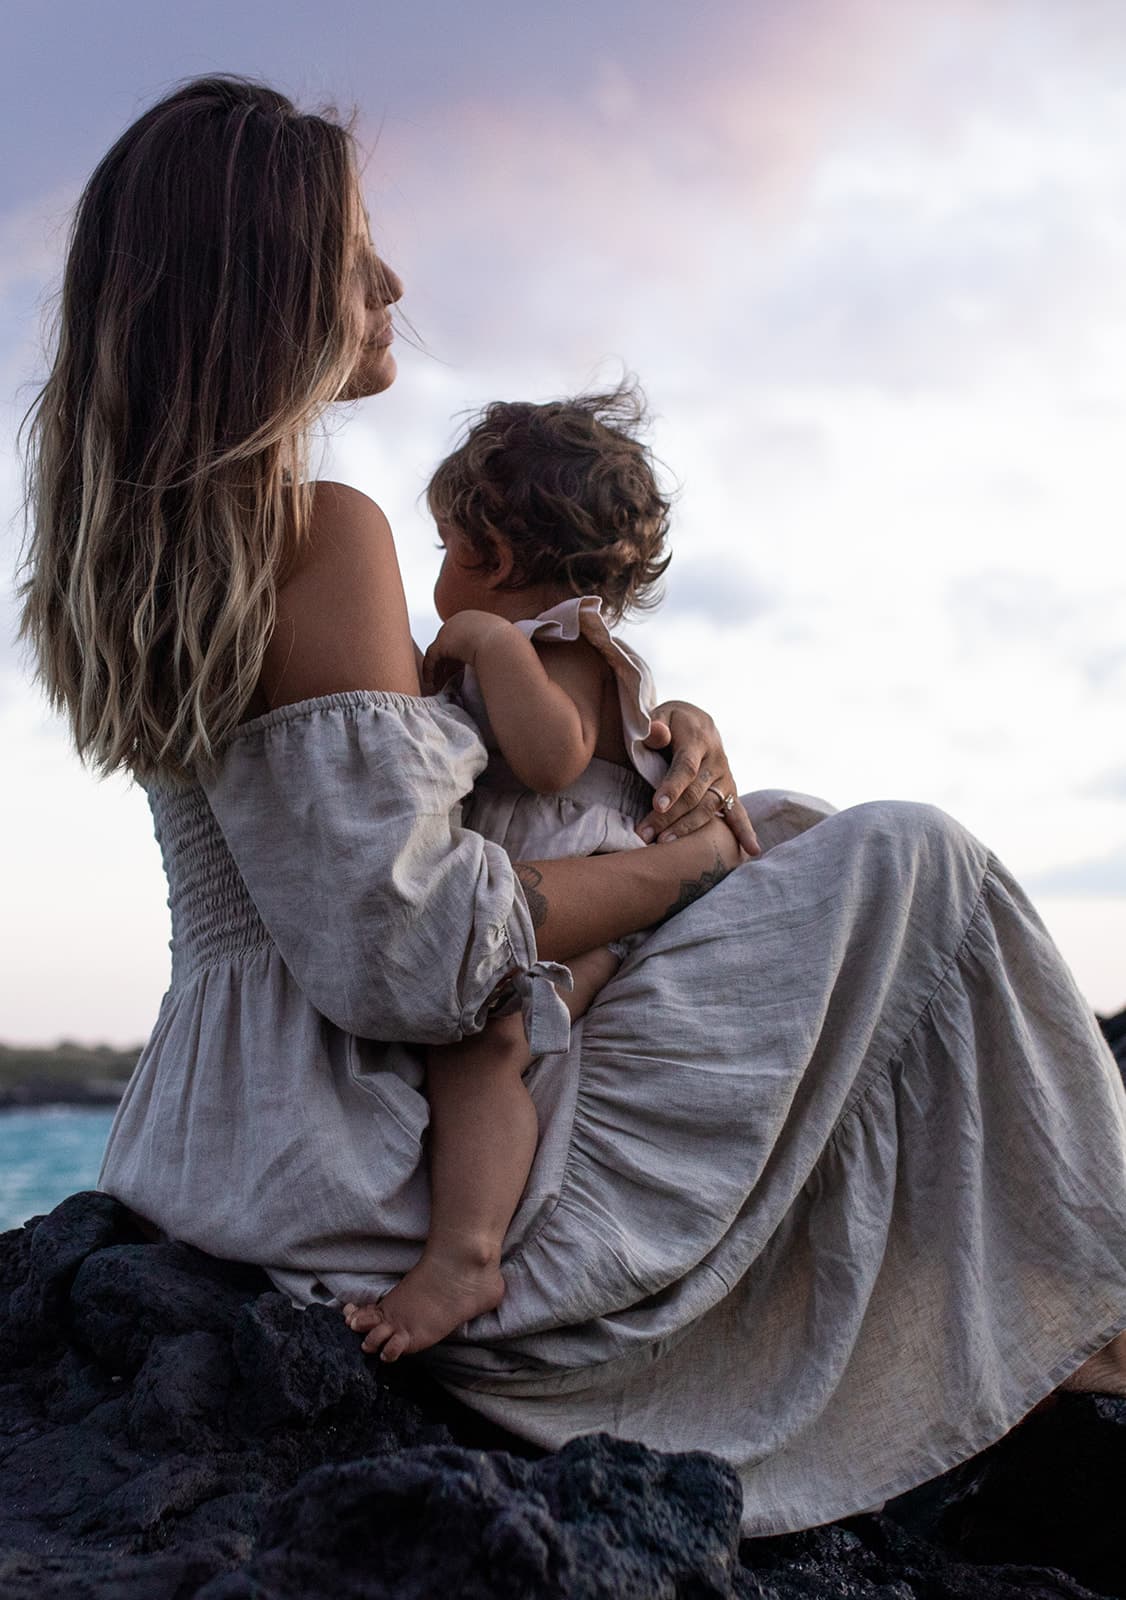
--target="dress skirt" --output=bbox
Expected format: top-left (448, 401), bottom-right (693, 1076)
top-left (98, 691), bottom-right (1126, 1534)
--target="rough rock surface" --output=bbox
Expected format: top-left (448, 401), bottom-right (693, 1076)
top-left (2, 1194), bottom-right (1123, 1599)
top-left (0, 1008), bottom-right (1122, 1599)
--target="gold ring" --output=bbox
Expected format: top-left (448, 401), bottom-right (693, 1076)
top-left (709, 787), bottom-right (736, 814)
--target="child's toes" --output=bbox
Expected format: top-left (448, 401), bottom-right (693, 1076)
top-left (378, 1329), bottom-right (412, 1364)
top-left (347, 1303), bottom-right (385, 1333)
top-left (360, 1319), bottom-right (399, 1357)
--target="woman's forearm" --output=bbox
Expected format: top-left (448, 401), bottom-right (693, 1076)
top-left (519, 819), bottom-right (739, 961)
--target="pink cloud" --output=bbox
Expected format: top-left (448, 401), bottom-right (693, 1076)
top-left (363, 0), bottom-right (1003, 246)
top-left (351, 1), bottom-right (1017, 372)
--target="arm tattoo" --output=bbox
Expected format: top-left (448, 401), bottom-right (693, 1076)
top-left (660, 850), bottom-right (730, 923)
top-left (515, 862), bottom-right (549, 929)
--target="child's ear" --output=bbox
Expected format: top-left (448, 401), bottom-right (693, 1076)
top-left (482, 533), bottom-right (515, 588)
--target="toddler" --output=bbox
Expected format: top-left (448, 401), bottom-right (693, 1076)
top-left (344, 385), bottom-right (833, 1360)
top-left (344, 384), bottom-right (678, 1361)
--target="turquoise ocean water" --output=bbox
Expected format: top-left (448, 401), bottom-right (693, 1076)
top-left (0, 1108), bottom-right (117, 1232)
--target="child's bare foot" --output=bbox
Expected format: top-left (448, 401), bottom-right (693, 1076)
top-left (342, 1245), bottom-right (505, 1362)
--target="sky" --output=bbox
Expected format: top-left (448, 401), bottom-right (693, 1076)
top-left (2, 0), bottom-right (1125, 1044)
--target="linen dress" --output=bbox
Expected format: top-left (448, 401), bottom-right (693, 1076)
top-left (99, 661), bottom-right (1126, 1534)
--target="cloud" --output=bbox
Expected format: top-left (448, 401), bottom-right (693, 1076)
top-left (0, 187), bottom-right (72, 302)
top-left (1083, 646), bottom-right (1126, 695)
top-left (358, 3), bottom-right (1032, 372)
top-left (1025, 844), bottom-right (1126, 898)
top-left (662, 561), bottom-right (775, 627)
top-left (1086, 765), bottom-right (1126, 801)
top-left (944, 570), bottom-right (1073, 647)
top-left (342, 0), bottom-right (1126, 431)
top-left (939, 572), bottom-right (1126, 726)
top-left (0, 438), bottom-right (30, 685)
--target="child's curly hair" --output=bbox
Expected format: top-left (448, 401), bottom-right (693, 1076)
top-left (426, 383), bottom-right (673, 622)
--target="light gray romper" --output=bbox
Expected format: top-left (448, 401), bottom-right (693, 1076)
top-left (99, 663), bottom-right (1126, 1535)
top-left (456, 595), bottom-right (668, 862)
top-left (458, 593), bottom-right (838, 865)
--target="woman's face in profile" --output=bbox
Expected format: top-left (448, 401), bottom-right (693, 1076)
top-left (340, 211), bottom-right (403, 400)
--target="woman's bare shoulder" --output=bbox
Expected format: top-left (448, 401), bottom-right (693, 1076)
top-left (309, 477), bottom-right (385, 513)
top-left (260, 481), bottom-right (420, 707)
top-left (305, 479), bottom-right (394, 558)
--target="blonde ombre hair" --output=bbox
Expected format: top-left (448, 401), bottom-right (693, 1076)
top-left (19, 77), bottom-right (372, 782)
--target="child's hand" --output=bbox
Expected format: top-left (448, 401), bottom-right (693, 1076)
top-left (423, 611), bottom-right (513, 693)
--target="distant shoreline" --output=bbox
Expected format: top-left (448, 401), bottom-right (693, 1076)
top-left (2, 1007), bottom-right (1122, 1111)
top-left (0, 1043), bottom-right (139, 1112)
top-left (0, 1083), bottom-right (125, 1111)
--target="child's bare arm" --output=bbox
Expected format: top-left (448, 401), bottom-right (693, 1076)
top-left (423, 611), bottom-right (604, 792)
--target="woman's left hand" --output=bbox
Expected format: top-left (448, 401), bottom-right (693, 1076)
top-left (638, 700), bottom-right (760, 855)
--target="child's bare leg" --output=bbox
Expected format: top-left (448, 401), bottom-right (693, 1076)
top-left (344, 947), bottom-right (623, 1360)
top-left (563, 943), bottom-right (624, 1016)
top-left (345, 1008), bottom-right (532, 1361)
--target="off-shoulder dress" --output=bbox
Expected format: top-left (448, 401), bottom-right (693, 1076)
top-left (99, 639), bottom-right (1126, 1534)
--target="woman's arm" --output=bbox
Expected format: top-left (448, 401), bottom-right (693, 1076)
top-left (518, 817), bottom-right (739, 961)
top-left (424, 610), bottom-right (603, 793)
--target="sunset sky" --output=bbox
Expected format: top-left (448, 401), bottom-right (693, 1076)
top-left (2, 0), bottom-right (1125, 1043)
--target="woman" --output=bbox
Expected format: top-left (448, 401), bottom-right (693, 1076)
top-left (19, 77), bottom-right (1126, 1535)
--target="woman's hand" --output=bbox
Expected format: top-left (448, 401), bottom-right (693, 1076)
top-left (638, 700), bottom-right (759, 855)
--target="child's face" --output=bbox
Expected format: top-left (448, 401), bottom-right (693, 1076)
top-left (433, 523), bottom-right (502, 620)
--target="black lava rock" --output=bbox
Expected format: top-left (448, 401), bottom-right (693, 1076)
top-left (1, 1191), bottom-right (1124, 1598)
top-left (1099, 1007), bottom-right (1126, 1072)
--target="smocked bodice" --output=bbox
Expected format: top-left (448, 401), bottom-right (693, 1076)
top-left (149, 781), bottom-right (270, 990)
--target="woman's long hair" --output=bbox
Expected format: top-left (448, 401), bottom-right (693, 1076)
top-left (19, 76), bottom-right (369, 782)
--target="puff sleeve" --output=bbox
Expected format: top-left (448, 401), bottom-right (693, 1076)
top-left (201, 690), bottom-right (571, 1048)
